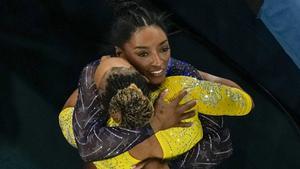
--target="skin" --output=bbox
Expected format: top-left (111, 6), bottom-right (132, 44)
top-left (117, 25), bottom-right (171, 86)
top-left (62, 25), bottom-right (246, 168)
top-left (94, 56), bottom-right (132, 89)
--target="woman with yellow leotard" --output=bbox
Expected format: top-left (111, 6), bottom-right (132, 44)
top-left (59, 57), bottom-right (253, 169)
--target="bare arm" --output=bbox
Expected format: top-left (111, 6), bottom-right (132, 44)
top-left (198, 71), bottom-right (242, 89)
top-left (63, 89), bottom-right (78, 109)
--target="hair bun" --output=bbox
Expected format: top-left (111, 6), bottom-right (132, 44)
top-left (108, 0), bottom-right (142, 16)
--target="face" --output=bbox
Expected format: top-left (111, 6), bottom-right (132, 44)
top-left (118, 25), bottom-right (171, 85)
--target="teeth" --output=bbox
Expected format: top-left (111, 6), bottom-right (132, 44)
top-left (151, 69), bottom-right (164, 77)
top-left (152, 70), bottom-right (163, 74)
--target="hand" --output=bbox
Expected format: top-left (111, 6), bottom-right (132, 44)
top-left (150, 89), bottom-right (196, 132)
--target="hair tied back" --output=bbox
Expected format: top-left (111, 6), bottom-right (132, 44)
top-left (107, 0), bottom-right (142, 16)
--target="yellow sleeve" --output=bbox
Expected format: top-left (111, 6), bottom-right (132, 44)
top-left (93, 151), bottom-right (140, 169)
top-left (150, 76), bottom-right (253, 116)
top-left (150, 76), bottom-right (253, 158)
top-left (155, 113), bottom-right (203, 159)
top-left (58, 107), bottom-right (140, 169)
top-left (58, 107), bottom-right (77, 148)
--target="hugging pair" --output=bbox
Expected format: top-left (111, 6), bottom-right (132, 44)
top-left (59, 57), bottom-right (253, 168)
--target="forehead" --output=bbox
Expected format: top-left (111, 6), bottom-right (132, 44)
top-left (101, 58), bottom-right (132, 71)
top-left (125, 26), bottom-right (167, 48)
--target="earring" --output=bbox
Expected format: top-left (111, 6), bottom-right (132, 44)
top-left (115, 46), bottom-right (122, 57)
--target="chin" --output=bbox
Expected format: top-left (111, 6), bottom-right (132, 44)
top-left (149, 76), bottom-right (166, 85)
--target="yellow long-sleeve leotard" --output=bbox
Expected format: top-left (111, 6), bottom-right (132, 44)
top-left (59, 76), bottom-right (253, 169)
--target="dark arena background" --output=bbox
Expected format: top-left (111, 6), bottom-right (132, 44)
top-left (1, 0), bottom-right (300, 169)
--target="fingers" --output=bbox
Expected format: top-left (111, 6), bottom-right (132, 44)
top-left (180, 110), bottom-right (195, 120)
top-left (174, 122), bottom-right (193, 127)
top-left (132, 165), bottom-right (144, 169)
top-left (174, 110), bottom-right (195, 128)
top-left (171, 90), bottom-right (188, 105)
top-left (132, 165), bottom-right (143, 169)
top-left (177, 100), bottom-right (197, 113)
top-left (132, 162), bottom-right (146, 169)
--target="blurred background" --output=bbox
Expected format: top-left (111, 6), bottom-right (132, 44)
top-left (1, 0), bottom-right (299, 168)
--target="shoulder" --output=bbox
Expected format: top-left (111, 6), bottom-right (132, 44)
top-left (198, 71), bottom-right (217, 81)
top-left (168, 57), bottom-right (195, 69)
top-left (79, 59), bottom-right (101, 78)
top-left (167, 57), bottom-right (201, 78)
top-left (62, 89), bottom-right (78, 109)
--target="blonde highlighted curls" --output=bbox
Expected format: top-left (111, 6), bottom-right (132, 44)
top-left (108, 83), bottom-right (154, 129)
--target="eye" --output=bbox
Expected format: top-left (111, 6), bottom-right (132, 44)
top-left (137, 51), bottom-right (149, 57)
top-left (160, 46), bottom-right (170, 53)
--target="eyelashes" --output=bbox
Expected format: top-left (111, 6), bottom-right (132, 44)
top-left (137, 51), bottom-right (149, 57)
top-left (136, 46), bottom-right (170, 57)
top-left (161, 47), bottom-right (170, 53)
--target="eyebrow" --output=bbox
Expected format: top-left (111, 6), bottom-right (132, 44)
top-left (134, 40), bottom-right (168, 49)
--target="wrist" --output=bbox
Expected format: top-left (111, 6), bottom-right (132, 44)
top-left (150, 118), bottom-right (161, 133)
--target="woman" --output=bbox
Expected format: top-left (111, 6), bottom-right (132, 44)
top-left (62, 1), bottom-right (246, 168)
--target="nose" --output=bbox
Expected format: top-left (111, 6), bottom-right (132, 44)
top-left (151, 52), bottom-right (163, 67)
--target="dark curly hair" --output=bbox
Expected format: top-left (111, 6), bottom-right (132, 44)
top-left (102, 67), bottom-right (154, 129)
top-left (108, 0), bottom-right (168, 48)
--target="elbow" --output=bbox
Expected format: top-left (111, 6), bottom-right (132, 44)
top-left (77, 146), bottom-right (105, 162)
top-left (78, 150), bottom-right (95, 162)
top-left (81, 156), bottom-right (92, 163)
top-left (77, 148), bottom-right (92, 162)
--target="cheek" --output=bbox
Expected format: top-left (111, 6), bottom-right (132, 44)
top-left (123, 52), bottom-right (146, 66)
top-left (127, 57), bottom-right (151, 74)
top-left (161, 51), bottom-right (171, 60)
top-left (163, 54), bottom-right (170, 65)
top-left (149, 76), bottom-right (166, 85)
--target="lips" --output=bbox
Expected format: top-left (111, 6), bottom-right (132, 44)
top-left (150, 69), bottom-right (165, 77)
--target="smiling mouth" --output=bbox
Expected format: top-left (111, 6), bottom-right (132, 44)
top-left (150, 69), bottom-right (164, 77)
